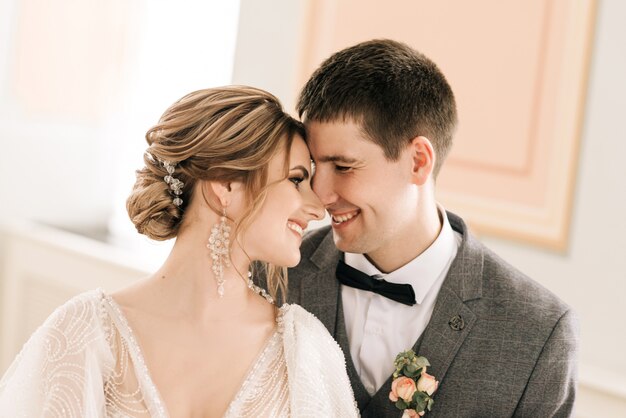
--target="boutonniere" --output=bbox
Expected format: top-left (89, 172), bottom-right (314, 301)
top-left (388, 350), bottom-right (439, 417)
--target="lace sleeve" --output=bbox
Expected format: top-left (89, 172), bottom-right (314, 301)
top-left (281, 304), bottom-right (359, 418)
top-left (0, 290), bottom-right (115, 417)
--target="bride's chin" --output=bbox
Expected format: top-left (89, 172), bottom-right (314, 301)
top-left (279, 252), bottom-right (301, 268)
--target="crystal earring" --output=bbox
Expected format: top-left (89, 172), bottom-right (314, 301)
top-left (207, 208), bottom-right (231, 297)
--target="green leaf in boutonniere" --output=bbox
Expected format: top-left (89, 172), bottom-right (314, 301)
top-left (427, 397), bottom-right (435, 411)
top-left (413, 391), bottom-right (429, 411)
top-left (395, 399), bottom-right (408, 410)
top-left (404, 363), bottom-right (421, 378)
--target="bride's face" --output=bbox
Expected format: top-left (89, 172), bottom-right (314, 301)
top-left (241, 135), bottom-right (324, 266)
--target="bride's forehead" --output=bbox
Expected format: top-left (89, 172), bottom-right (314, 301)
top-left (288, 136), bottom-right (311, 160)
top-left (265, 138), bottom-right (310, 177)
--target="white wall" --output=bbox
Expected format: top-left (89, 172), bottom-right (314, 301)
top-left (232, 0), bottom-right (308, 115)
top-left (0, 0), bottom-right (240, 239)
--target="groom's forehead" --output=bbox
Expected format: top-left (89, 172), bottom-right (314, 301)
top-left (306, 120), bottom-right (379, 149)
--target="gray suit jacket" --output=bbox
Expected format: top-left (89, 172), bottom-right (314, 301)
top-left (286, 212), bottom-right (578, 417)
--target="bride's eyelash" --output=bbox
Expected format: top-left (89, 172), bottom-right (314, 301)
top-left (289, 176), bottom-right (305, 189)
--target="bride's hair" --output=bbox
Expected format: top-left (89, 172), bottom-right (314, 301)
top-left (127, 85), bottom-right (304, 300)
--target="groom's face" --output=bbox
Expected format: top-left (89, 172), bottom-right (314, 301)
top-left (307, 119), bottom-right (419, 263)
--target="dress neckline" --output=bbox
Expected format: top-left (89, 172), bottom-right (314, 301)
top-left (98, 288), bottom-right (285, 418)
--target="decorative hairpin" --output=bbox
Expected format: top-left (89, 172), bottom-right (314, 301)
top-left (145, 151), bottom-right (184, 207)
top-left (162, 160), bottom-right (184, 206)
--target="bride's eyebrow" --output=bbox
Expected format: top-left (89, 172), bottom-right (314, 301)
top-left (289, 165), bottom-right (310, 179)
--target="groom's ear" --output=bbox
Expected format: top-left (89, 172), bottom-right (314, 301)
top-left (409, 136), bottom-right (435, 186)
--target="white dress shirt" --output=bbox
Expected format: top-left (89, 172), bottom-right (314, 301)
top-left (342, 207), bottom-right (461, 395)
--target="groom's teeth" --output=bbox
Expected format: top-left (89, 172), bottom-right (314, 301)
top-left (333, 212), bottom-right (356, 223)
top-left (287, 222), bottom-right (304, 236)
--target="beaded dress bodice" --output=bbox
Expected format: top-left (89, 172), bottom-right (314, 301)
top-left (0, 289), bottom-right (358, 417)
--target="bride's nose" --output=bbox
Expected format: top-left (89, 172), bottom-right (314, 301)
top-left (301, 187), bottom-right (324, 221)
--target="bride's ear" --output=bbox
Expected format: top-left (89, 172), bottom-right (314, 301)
top-left (205, 180), bottom-right (243, 209)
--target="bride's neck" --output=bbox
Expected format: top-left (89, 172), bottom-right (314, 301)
top-left (152, 231), bottom-right (259, 320)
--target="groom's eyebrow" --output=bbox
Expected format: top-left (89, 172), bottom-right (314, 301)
top-left (316, 155), bottom-right (359, 164)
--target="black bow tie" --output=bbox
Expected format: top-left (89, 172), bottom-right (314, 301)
top-left (336, 260), bottom-right (416, 306)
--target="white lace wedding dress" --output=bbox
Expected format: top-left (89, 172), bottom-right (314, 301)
top-left (0, 289), bottom-right (358, 417)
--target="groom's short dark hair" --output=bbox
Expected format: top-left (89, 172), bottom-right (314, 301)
top-left (297, 39), bottom-right (457, 177)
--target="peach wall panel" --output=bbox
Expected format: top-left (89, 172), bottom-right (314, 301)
top-left (299, 0), bottom-right (596, 250)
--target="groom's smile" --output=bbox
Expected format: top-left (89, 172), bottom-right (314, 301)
top-left (330, 209), bottom-right (360, 226)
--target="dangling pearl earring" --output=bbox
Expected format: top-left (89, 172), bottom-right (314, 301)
top-left (207, 208), bottom-right (231, 297)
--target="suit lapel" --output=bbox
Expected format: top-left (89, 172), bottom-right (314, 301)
top-left (336, 295), bottom-right (373, 410)
top-left (416, 212), bottom-right (483, 384)
top-left (415, 287), bottom-right (476, 384)
top-left (299, 229), bottom-right (374, 409)
top-left (298, 229), bottom-right (341, 335)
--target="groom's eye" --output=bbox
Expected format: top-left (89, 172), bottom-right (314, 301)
top-left (335, 165), bottom-right (352, 172)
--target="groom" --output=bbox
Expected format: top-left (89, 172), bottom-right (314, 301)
top-left (287, 39), bottom-right (578, 417)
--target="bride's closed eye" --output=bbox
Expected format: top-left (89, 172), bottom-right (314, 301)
top-left (289, 175), bottom-right (305, 189)
top-left (288, 166), bottom-right (311, 190)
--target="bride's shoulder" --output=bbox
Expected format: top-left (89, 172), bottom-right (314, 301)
top-left (0, 289), bottom-right (116, 415)
top-left (4, 289), bottom-right (113, 377)
top-left (277, 303), bottom-right (337, 344)
top-left (277, 303), bottom-right (321, 326)
top-left (47, 287), bottom-right (105, 314)
top-left (38, 288), bottom-right (109, 334)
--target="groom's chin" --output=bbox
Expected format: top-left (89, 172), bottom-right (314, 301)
top-left (332, 233), bottom-right (362, 255)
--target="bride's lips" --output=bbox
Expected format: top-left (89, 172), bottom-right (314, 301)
top-left (287, 219), bottom-right (306, 238)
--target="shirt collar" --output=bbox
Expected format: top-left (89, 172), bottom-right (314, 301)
top-left (344, 205), bottom-right (457, 304)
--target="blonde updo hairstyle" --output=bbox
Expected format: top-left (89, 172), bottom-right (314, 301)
top-left (126, 86), bottom-right (304, 300)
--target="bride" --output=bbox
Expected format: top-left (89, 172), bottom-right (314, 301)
top-left (0, 86), bottom-right (358, 417)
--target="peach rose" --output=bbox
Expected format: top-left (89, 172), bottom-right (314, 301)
top-left (416, 370), bottom-right (439, 396)
top-left (390, 376), bottom-right (417, 403)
